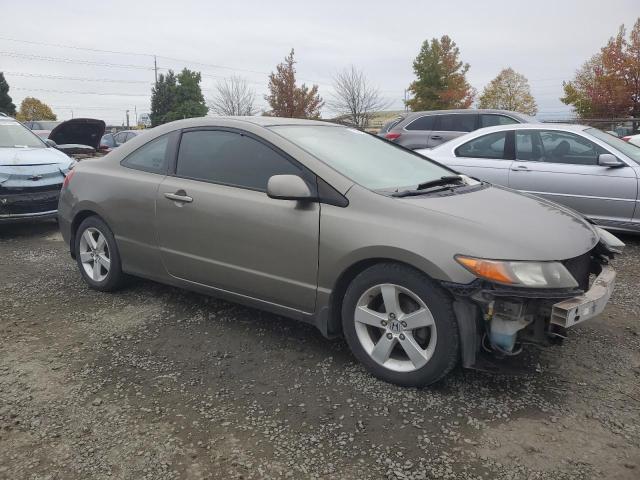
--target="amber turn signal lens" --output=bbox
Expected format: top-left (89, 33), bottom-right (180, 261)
top-left (455, 256), bottom-right (515, 285)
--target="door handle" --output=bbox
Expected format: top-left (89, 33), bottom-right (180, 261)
top-left (164, 192), bottom-right (193, 203)
top-left (430, 135), bottom-right (442, 140)
top-left (511, 165), bottom-right (530, 172)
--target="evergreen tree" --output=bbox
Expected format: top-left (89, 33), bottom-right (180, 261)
top-left (406, 36), bottom-right (475, 111)
top-left (150, 71), bottom-right (177, 127)
top-left (0, 72), bottom-right (17, 116)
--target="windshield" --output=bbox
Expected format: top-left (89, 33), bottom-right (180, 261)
top-left (33, 121), bottom-right (61, 130)
top-left (270, 125), bottom-right (453, 190)
top-left (0, 122), bottom-right (46, 148)
top-left (587, 127), bottom-right (640, 164)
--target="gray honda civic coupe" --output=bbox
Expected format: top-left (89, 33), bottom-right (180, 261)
top-left (58, 117), bottom-right (624, 386)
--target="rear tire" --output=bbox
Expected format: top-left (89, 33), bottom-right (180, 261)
top-left (74, 216), bottom-right (126, 291)
top-left (342, 263), bottom-right (459, 387)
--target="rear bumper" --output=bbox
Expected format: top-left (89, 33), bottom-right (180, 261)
top-left (550, 265), bottom-right (616, 328)
top-left (0, 209), bottom-right (58, 223)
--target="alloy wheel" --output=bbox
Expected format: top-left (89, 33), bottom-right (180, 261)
top-left (354, 283), bottom-right (437, 372)
top-left (79, 227), bottom-right (111, 282)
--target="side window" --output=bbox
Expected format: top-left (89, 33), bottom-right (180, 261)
top-left (539, 130), bottom-right (606, 165)
top-left (176, 130), bottom-right (302, 191)
top-left (516, 131), bottom-right (539, 161)
top-left (436, 114), bottom-right (476, 132)
top-left (405, 115), bottom-right (435, 131)
top-left (455, 131), bottom-right (508, 159)
top-left (480, 114), bottom-right (518, 128)
top-left (121, 134), bottom-right (169, 174)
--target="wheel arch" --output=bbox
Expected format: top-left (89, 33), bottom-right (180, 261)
top-left (69, 209), bottom-right (107, 258)
top-left (325, 256), bottom-right (449, 338)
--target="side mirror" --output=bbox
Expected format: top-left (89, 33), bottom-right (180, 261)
top-left (45, 139), bottom-right (57, 148)
top-left (267, 175), bottom-right (313, 201)
top-left (598, 153), bottom-right (624, 167)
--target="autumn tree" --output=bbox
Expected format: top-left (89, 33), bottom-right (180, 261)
top-left (562, 19), bottom-right (640, 119)
top-left (0, 72), bottom-right (16, 116)
top-left (478, 68), bottom-right (537, 115)
top-left (265, 49), bottom-right (323, 118)
top-left (151, 69), bottom-right (208, 125)
top-left (406, 35), bottom-right (475, 111)
top-left (16, 97), bottom-right (57, 121)
top-left (209, 76), bottom-right (257, 116)
top-left (329, 66), bottom-right (390, 128)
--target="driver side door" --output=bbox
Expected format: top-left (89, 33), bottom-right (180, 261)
top-left (508, 129), bottom-right (638, 224)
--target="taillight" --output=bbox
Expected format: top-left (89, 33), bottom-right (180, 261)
top-left (622, 136), bottom-right (631, 142)
top-left (385, 132), bottom-right (401, 141)
top-left (62, 169), bottom-right (75, 188)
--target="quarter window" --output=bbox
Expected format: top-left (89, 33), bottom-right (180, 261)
top-left (480, 114), bottom-right (518, 128)
top-left (121, 134), bottom-right (169, 174)
top-left (455, 131), bottom-right (508, 159)
top-left (405, 115), bottom-right (435, 131)
top-left (176, 130), bottom-right (302, 191)
top-left (436, 114), bottom-right (476, 132)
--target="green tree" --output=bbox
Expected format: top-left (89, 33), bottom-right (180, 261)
top-left (0, 72), bottom-right (16, 116)
top-left (150, 71), bottom-right (177, 127)
top-left (151, 69), bottom-right (208, 125)
top-left (406, 35), bottom-right (475, 111)
top-left (164, 69), bottom-right (208, 121)
top-left (15, 97), bottom-right (57, 121)
top-left (562, 19), bottom-right (640, 119)
top-left (478, 68), bottom-right (537, 115)
top-left (265, 49), bottom-right (323, 118)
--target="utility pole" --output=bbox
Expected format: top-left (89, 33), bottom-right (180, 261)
top-left (404, 89), bottom-right (408, 112)
top-left (154, 55), bottom-right (158, 85)
top-left (126, 110), bottom-right (130, 129)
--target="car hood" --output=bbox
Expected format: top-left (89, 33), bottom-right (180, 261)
top-left (49, 118), bottom-right (106, 150)
top-left (0, 147), bottom-right (72, 166)
top-left (398, 185), bottom-right (599, 261)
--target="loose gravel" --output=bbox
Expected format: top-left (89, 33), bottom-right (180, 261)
top-left (1, 221), bottom-right (638, 479)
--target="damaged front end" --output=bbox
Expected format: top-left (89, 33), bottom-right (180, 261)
top-left (445, 228), bottom-right (624, 370)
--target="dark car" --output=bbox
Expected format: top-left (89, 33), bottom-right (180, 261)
top-left (112, 130), bottom-right (143, 147)
top-left (379, 109), bottom-right (537, 150)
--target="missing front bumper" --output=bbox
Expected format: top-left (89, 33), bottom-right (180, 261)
top-left (550, 265), bottom-right (616, 328)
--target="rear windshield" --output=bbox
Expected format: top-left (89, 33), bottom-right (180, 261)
top-left (587, 128), bottom-right (640, 164)
top-left (0, 122), bottom-right (46, 148)
top-left (270, 125), bottom-right (452, 191)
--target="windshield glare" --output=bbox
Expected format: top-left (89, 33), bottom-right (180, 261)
top-left (0, 123), bottom-right (46, 148)
top-left (587, 127), bottom-right (640, 164)
top-left (270, 125), bottom-right (452, 190)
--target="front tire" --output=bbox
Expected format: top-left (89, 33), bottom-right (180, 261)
top-left (342, 263), bottom-right (459, 387)
top-left (74, 216), bottom-right (125, 291)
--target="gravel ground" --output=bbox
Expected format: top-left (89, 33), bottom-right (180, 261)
top-left (1, 221), bottom-right (638, 480)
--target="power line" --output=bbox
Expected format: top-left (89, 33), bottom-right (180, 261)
top-left (13, 87), bottom-right (149, 97)
top-left (0, 35), bottom-right (153, 57)
top-left (4, 71), bottom-right (152, 84)
top-left (0, 51), bottom-right (153, 69)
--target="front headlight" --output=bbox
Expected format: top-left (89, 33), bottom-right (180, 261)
top-left (455, 255), bottom-right (578, 289)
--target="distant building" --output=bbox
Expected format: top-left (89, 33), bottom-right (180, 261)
top-left (138, 113), bottom-right (151, 128)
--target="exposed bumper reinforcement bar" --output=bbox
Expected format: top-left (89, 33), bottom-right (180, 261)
top-left (550, 265), bottom-right (616, 328)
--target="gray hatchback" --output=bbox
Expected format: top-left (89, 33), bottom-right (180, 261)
top-left (58, 117), bottom-right (622, 386)
top-left (379, 109), bottom-right (536, 150)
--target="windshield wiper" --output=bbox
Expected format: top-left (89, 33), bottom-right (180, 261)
top-left (391, 175), bottom-right (464, 198)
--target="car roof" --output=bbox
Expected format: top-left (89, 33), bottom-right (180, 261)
top-left (404, 109), bottom-right (532, 118)
top-left (466, 123), bottom-right (590, 133)
top-left (154, 116), bottom-right (337, 130)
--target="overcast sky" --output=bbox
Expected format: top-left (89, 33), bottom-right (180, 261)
top-left (1, 0), bottom-right (638, 125)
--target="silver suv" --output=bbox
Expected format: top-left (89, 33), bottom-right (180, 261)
top-left (379, 109), bottom-right (537, 150)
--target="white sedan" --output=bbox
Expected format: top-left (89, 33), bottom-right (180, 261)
top-left (416, 123), bottom-right (640, 234)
